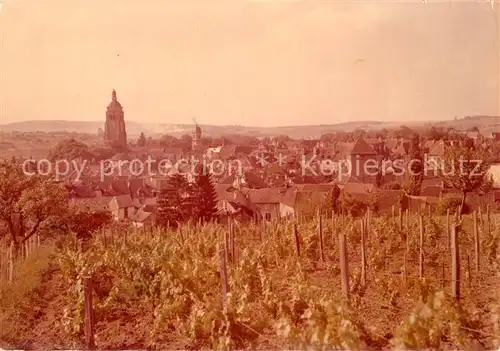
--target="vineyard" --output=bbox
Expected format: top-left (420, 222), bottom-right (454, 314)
top-left (1, 211), bottom-right (500, 350)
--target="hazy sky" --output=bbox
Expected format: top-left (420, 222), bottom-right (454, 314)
top-left (0, 0), bottom-right (499, 127)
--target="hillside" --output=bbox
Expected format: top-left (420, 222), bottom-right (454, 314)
top-left (1, 115), bottom-right (499, 139)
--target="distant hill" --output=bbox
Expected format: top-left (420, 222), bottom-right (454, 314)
top-left (1, 116), bottom-right (499, 139)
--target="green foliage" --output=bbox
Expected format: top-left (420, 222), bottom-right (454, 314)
top-left (192, 172), bottom-right (218, 223)
top-left (0, 159), bottom-right (69, 248)
top-left (406, 134), bottom-right (424, 195)
top-left (156, 174), bottom-right (189, 228)
top-left (440, 136), bottom-right (493, 213)
top-left (339, 191), bottom-right (379, 217)
top-left (67, 207), bottom-right (112, 240)
top-left (436, 195), bottom-right (470, 215)
top-left (392, 291), bottom-right (484, 350)
top-left (0, 243), bottom-right (54, 344)
top-left (48, 138), bottom-right (93, 162)
top-left (90, 147), bottom-right (116, 161)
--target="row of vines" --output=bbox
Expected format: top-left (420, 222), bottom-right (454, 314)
top-left (56, 213), bottom-right (500, 349)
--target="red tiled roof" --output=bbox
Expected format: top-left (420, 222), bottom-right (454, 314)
top-left (428, 141), bottom-right (445, 157)
top-left (348, 137), bottom-right (377, 156)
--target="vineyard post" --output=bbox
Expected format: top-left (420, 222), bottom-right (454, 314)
top-left (83, 277), bottom-right (96, 349)
top-left (9, 242), bottom-right (14, 283)
top-left (451, 224), bottom-right (460, 301)
top-left (218, 241), bottom-right (230, 305)
top-left (441, 261), bottom-right (445, 289)
top-left (392, 205), bottom-right (395, 224)
top-left (260, 219), bottom-right (265, 244)
top-left (405, 209), bottom-right (410, 234)
top-left (478, 205), bottom-right (483, 227)
top-left (446, 209), bottom-right (450, 250)
top-left (293, 221), bottom-right (300, 258)
top-left (360, 218), bottom-right (366, 286)
top-left (224, 230), bottom-right (230, 264)
top-left (428, 203), bottom-right (431, 217)
top-left (366, 209), bottom-right (370, 241)
top-left (473, 210), bottom-right (480, 273)
top-left (179, 227), bottom-right (185, 243)
top-left (403, 251), bottom-right (407, 288)
top-left (486, 204), bottom-right (491, 237)
top-left (419, 214), bottom-right (424, 279)
top-left (467, 254), bottom-right (471, 288)
top-left (398, 207), bottom-right (403, 232)
top-left (37, 234), bottom-right (40, 248)
top-left (331, 210), bottom-right (335, 239)
top-left (230, 219), bottom-right (235, 264)
top-left (405, 209), bottom-right (410, 253)
top-left (317, 211), bottom-right (324, 262)
top-left (339, 231), bottom-right (349, 299)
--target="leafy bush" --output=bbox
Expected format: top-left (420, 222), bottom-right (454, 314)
top-left (436, 195), bottom-right (470, 215)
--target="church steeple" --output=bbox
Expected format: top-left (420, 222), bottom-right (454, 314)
top-left (104, 89), bottom-right (127, 149)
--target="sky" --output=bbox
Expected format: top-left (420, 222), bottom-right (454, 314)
top-left (0, 0), bottom-right (499, 127)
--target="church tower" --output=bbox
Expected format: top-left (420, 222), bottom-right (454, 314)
top-left (192, 123), bottom-right (202, 151)
top-left (104, 89), bottom-right (127, 149)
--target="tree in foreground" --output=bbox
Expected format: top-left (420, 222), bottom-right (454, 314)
top-left (0, 159), bottom-right (69, 251)
top-left (66, 205), bottom-right (113, 241)
top-left (406, 133), bottom-right (424, 196)
top-left (440, 136), bottom-right (493, 215)
top-left (156, 174), bottom-right (189, 228)
top-left (192, 171), bottom-right (218, 223)
top-left (48, 138), bottom-right (93, 162)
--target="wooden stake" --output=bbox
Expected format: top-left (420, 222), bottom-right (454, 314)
top-left (398, 207), bottom-right (403, 232)
top-left (446, 209), bottom-right (450, 250)
top-left (478, 206), bottom-right (483, 227)
top-left (360, 218), bottom-right (366, 285)
top-left (9, 242), bottom-right (14, 283)
top-left (293, 222), bottom-right (300, 258)
top-left (366, 209), bottom-right (370, 240)
top-left (451, 224), bottom-right (460, 301)
top-left (486, 204), bottom-right (491, 238)
top-left (339, 231), bottom-right (349, 299)
top-left (218, 241), bottom-right (230, 305)
top-left (473, 210), bottom-right (480, 273)
top-left (318, 211), bottom-right (324, 262)
top-left (83, 277), bottom-right (95, 349)
top-left (467, 254), bottom-right (471, 288)
top-left (224, 230), bottom-right (230, 264)
top-left (403, 251), bottom-right (408, 288)
top-left (230, 220), bottom-right (235, 263)
top-left (419, 214), bottom-right (424, 279)
top-left (441, 262), bottom-right (445, 289)
top-left (406, 210), bottom-right (410, 253)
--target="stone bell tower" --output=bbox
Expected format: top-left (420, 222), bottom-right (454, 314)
top-left (104, 89), bottom-right (127, 149)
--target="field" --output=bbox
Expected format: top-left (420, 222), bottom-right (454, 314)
top-left (1, 211), bottom-right (499, 350)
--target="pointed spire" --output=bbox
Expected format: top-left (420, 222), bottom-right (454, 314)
top-left (112, 89), bottom-right (117, 101)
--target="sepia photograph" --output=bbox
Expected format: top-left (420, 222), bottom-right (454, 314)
top-left (0, 0), bottom-right (500, 349)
